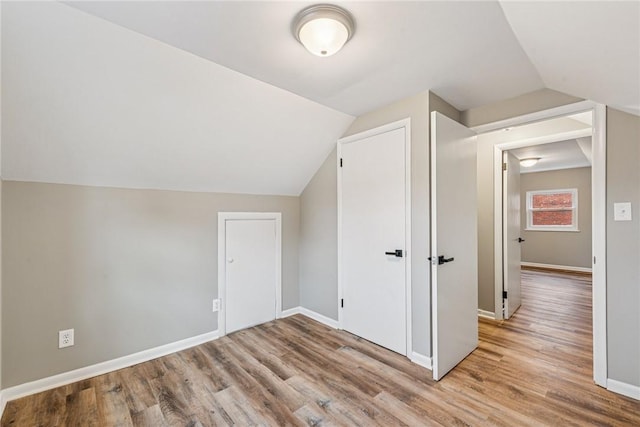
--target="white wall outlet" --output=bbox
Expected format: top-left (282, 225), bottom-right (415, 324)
top-left (614, 202), bottom-right (632, 221)
top-left (212, 299), bottom-right (220, 312)
top-left (59, 329), bottom-right (74, 348)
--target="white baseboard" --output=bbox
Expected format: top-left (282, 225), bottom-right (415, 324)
top-left (477, 309), bottom-right (496, 319)
top-left (280, 307), bottom-right (302, 318)
top-left (299, 307), bottom-right (339, 329)
top-left (1, 330), bottom-right (219, 405)
top-left (410, 352), bottom-right (432, 370)
top-left (607, 378), bottom-right (640, 400)
top-left (282, 306), bottom-right (339, 329)
top-left (0, 391), bottom-right (7, 421)
top-left (521, 261), bottom-right (592, 273)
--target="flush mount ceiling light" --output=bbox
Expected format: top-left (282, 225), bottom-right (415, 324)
top-left (520, 157), bottom-right (541, 167)
top-left (293, 4), bottom-right (355, 57)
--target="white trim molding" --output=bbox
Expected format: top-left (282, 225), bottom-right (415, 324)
top-left (521, 262), bottom-right (592, 274)
top-left (607, 379), bottom-right (640, 401)
top-left (477, 309), bottom-right (496, 320)
top-left (1, 330), bottom-right (218, 406)
top-left (280, 307), bottom-right (302, 318)
top-left (217, 212), bottom-right (283, 337)
top-left (281, 306), bottom-right (340, 329)
top-left (410, 352), bottom-right (432, 370)
top-left (483, 100), bottom-right (607, 388)
top-left (299, 307), bottom-right (339, 329)
top-left (0, 391), bottom-right (7, 421)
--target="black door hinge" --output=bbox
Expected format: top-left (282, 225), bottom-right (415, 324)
top-left (503, 291), bottom-right (508, 299)
top-left (503, 162), bottom-right (507, 171)
top-left (340, 158), bottom-right (343, 167)
top-left (341, 298), bottom-right (344, 308)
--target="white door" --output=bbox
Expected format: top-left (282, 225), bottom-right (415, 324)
top-left (339, 125), bottom-right (409, 355)
top-left (503, 151), bottom-right (522, 319)
top-left (221, 215), bottom-right (280, 334)
top-left (431, 111), bottom-right (478, 380)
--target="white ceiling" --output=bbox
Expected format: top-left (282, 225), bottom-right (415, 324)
top-left (2, 2), bottom-right (353, 195)
top-left (65, 1), bottom-right (640, 116)
top-left (3, 1), bottom-right (638, 196)
top-left (510, 139), bottom-right (592, 174)
top-left (501, 1), bottom-right (640, 116)
top-left (478, 112), bottom-right (593, 173)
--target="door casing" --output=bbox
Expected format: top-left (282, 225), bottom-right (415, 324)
top-left (217, 212), bottom-right (282, 336)
top-left (337, 118), bottom-right (412, 357)
top-left (472, 100), bottom-right (607, 387)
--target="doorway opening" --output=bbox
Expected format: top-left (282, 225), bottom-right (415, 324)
top-left (471, 101), bottom-right (606, 387)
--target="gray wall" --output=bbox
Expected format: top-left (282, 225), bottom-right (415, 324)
top-left (606, 108), bottom-right (640, 387)
top-left (520, 167), bottom-right (592, 269)
top-left (2, 181), bottom-right (300, 388)
top-left (299, 150), bottom-right (338, 319)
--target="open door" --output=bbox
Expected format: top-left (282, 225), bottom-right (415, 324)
top-left (503, 151), bottom-right (522, 318)
top-left (430, 112), bottom-right (478, 380)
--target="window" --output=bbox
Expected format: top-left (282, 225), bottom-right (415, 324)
top-left (526, 188), bottom-right (578, 231)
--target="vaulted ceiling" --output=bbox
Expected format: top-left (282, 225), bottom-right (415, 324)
top-left (66, 1), bottom-right (640, 116)
top-left (2, 1), bottom-right (638, 195)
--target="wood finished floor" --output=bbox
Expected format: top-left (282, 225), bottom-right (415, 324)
top-left (3, 270), bottom-right (640, 426)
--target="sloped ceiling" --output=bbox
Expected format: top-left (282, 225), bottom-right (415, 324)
top-left (2, 2), bottom-right (353, 195)
top-left (501, 1), bottom-right (640, 116)
top-left (65, 1), bottom-right (545, 116)
top-left (65, 1), bottom-right (640, 116)
top-left (3, 1), bottom-right (638, 195)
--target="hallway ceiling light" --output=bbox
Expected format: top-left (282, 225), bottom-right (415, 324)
top-left (520, 157), bottom-right (541, 167)
top-left (293, 4), bottom-right (355, 57)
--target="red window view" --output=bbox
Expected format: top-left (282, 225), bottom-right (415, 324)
top-left (527, 189), bottom-right (577, 230)
top-left (532, 210), bottom-right (573, 226)
top-left (531, 192), bottom-right (574, 226)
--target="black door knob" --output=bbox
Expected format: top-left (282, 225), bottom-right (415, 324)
top-left (385, 249), bottom-right (403, 258)
top-left (518, 237), bottom-right (525, 243)
top-left (438, 255), bottom-right (454, 265)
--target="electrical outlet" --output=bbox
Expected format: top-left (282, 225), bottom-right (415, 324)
top-left (59, 329), bottom-right (74, 348)
top-left (212, 299), bottom-right (220, 312)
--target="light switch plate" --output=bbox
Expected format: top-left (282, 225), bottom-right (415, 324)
top-left (614, 202), bottom-right (632, 221)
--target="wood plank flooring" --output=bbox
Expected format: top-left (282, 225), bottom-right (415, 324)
top-left (3, 270), bottom-right (640, 426)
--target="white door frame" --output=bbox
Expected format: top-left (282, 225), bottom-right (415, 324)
top-left (337, 118), bottom-right (412, 357)
top-left (217, 212), bottom-right (282, 336)
top-left (471, 100), bottom-right (606, 387)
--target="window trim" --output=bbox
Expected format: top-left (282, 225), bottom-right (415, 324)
top-left (525, 188), bottom-right (579, 232)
